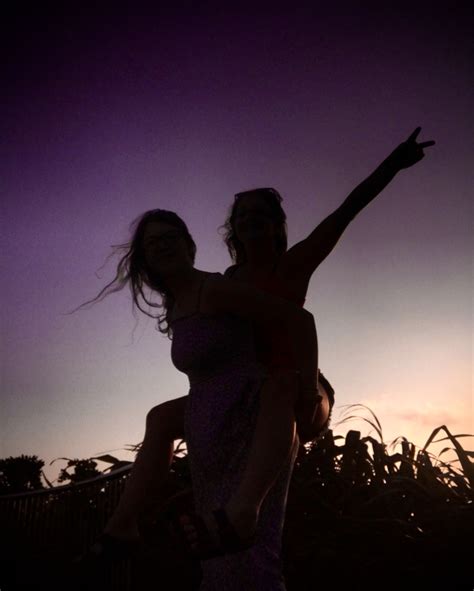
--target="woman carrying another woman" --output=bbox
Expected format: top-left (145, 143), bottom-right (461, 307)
top-left (86, 207), bottom-right (318, 590)
top-left (87, 127), bottom-right (434, 576)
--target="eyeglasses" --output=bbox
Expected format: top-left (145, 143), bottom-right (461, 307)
top-left (143, 231), bottom-right (182, 248)
top-left (234, 187), bottom-right (279, 200)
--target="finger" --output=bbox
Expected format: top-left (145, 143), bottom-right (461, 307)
top-left (407, 127), bottom-right (421, 142)
top-left (419, 140), bottom-right (435, 148)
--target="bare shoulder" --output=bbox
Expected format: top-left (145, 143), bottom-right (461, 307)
top-left (273, 250), bottom-right (312, 294)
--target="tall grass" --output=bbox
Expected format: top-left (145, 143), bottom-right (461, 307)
top-left (137, 404), bottom-right (473, 588)
top-left (282, 405), bottom-right (473, 589)
top-left (1, 405), bottom-right (472, 590)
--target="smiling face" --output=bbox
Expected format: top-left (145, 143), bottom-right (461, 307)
top-left (233, 193), bottom-right (279, 244)
top-left (142, 220), bottom-right (194, 277)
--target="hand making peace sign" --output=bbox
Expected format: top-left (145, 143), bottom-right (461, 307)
top-left (390, 127), bottom-right (436, 170)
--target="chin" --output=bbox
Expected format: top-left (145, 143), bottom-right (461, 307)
top-left (149, 260), bottom-right (174, 277)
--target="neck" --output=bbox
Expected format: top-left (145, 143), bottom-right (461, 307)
top-left (242, 240), bottom-right (279, 271)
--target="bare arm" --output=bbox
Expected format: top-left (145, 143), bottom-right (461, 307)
top-left (202, 276), bottom-right (318, 388)
top-left (283, 127), bottom-right (436, 276)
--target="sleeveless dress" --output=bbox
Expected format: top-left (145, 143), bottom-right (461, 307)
top-left (171, 273), bottom-right (297, 590)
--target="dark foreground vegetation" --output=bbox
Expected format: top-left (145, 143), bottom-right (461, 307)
top-left (1, 406), bottom-right (473, 590)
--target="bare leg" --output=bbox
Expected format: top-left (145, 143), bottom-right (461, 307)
top-left (229, 370), bottom-right (299, 510)
top-left (104, 396), bottom-right (186, 542)
top-left (182, 370), bottom-right (300, 546)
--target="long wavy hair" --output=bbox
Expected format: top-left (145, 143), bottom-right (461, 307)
top-left (220, 188), bottom-right (288, 264)
top-left (80, 209), bottom-right (196, 338)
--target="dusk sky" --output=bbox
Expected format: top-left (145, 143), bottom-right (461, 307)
top-left (3, 4), bottom-right (472, 484)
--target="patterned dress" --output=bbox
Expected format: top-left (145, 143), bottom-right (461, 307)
top-left (171, 274), bottom-right (297, 590)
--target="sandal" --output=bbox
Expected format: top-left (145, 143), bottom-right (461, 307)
top-left (180, 508), bottom-right (257, 560)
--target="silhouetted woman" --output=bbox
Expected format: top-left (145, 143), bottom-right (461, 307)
top-left (89, 127), bottom-right (434, 574)
top-left (82, 208), bottom-right (319, 590)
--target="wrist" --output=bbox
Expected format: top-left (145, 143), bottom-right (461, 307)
top-left (385, 149), bottom-right (404, 173)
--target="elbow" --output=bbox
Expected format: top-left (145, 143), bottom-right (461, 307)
top-left (301, 307), bottom-right (316, 326)
top-left (303, 309), bottom-right (317, 342)
top-left (291, 307), bottom-right (316, 333)
top-left (306, 311), bottom-right (317, 338)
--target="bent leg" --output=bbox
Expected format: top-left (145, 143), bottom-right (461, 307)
top-left (104, 395), bottom-right (187, 541)
top-left (230, 370), bottom-right (298, 512)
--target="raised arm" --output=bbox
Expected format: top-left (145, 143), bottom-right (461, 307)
top-left (283, 127), bottom-right (436, 276)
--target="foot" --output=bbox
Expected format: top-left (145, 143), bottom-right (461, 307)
top-left (179, 503), bottom-right (258, 559)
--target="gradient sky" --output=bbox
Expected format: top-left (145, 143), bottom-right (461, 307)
top-left (3, 4), bottom-right (472, 484)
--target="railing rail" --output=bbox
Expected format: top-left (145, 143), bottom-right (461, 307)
top-left (0, 465), bottom-right (135, 589)
top-left (0, 464), bottom-right (133, 500)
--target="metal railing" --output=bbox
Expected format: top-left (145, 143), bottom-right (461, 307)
top-left (0, 465), bottom-right (134, 589)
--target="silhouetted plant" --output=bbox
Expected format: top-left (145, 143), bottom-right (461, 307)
top-left (52, 458), bottom-right (102, 485)
top-left (2, 406), bottom-right (472, 590)
top-left (0, 455), bottom-right (45, 494)
top-left (48, 453), bottom-right (133, 486)
top-left (281, 405), bottom-right (474, 589)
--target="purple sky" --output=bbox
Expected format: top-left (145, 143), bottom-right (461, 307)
top-left (3, 4), bottom-right (472, 484)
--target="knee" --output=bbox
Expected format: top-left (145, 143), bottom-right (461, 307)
top-left (296, 387), bottom-right (331, 444)
top-left (145, 401), bottom-right (174, 439)
top-left (146, 398), bottom-right (186, 442)
top-left (313, 390), bottom-right (330, 430)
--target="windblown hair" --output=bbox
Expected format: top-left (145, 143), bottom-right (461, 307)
top-left (79, 209), bottom-right (196, 338)
top-left (220, 188), bottom-right (288, 264)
